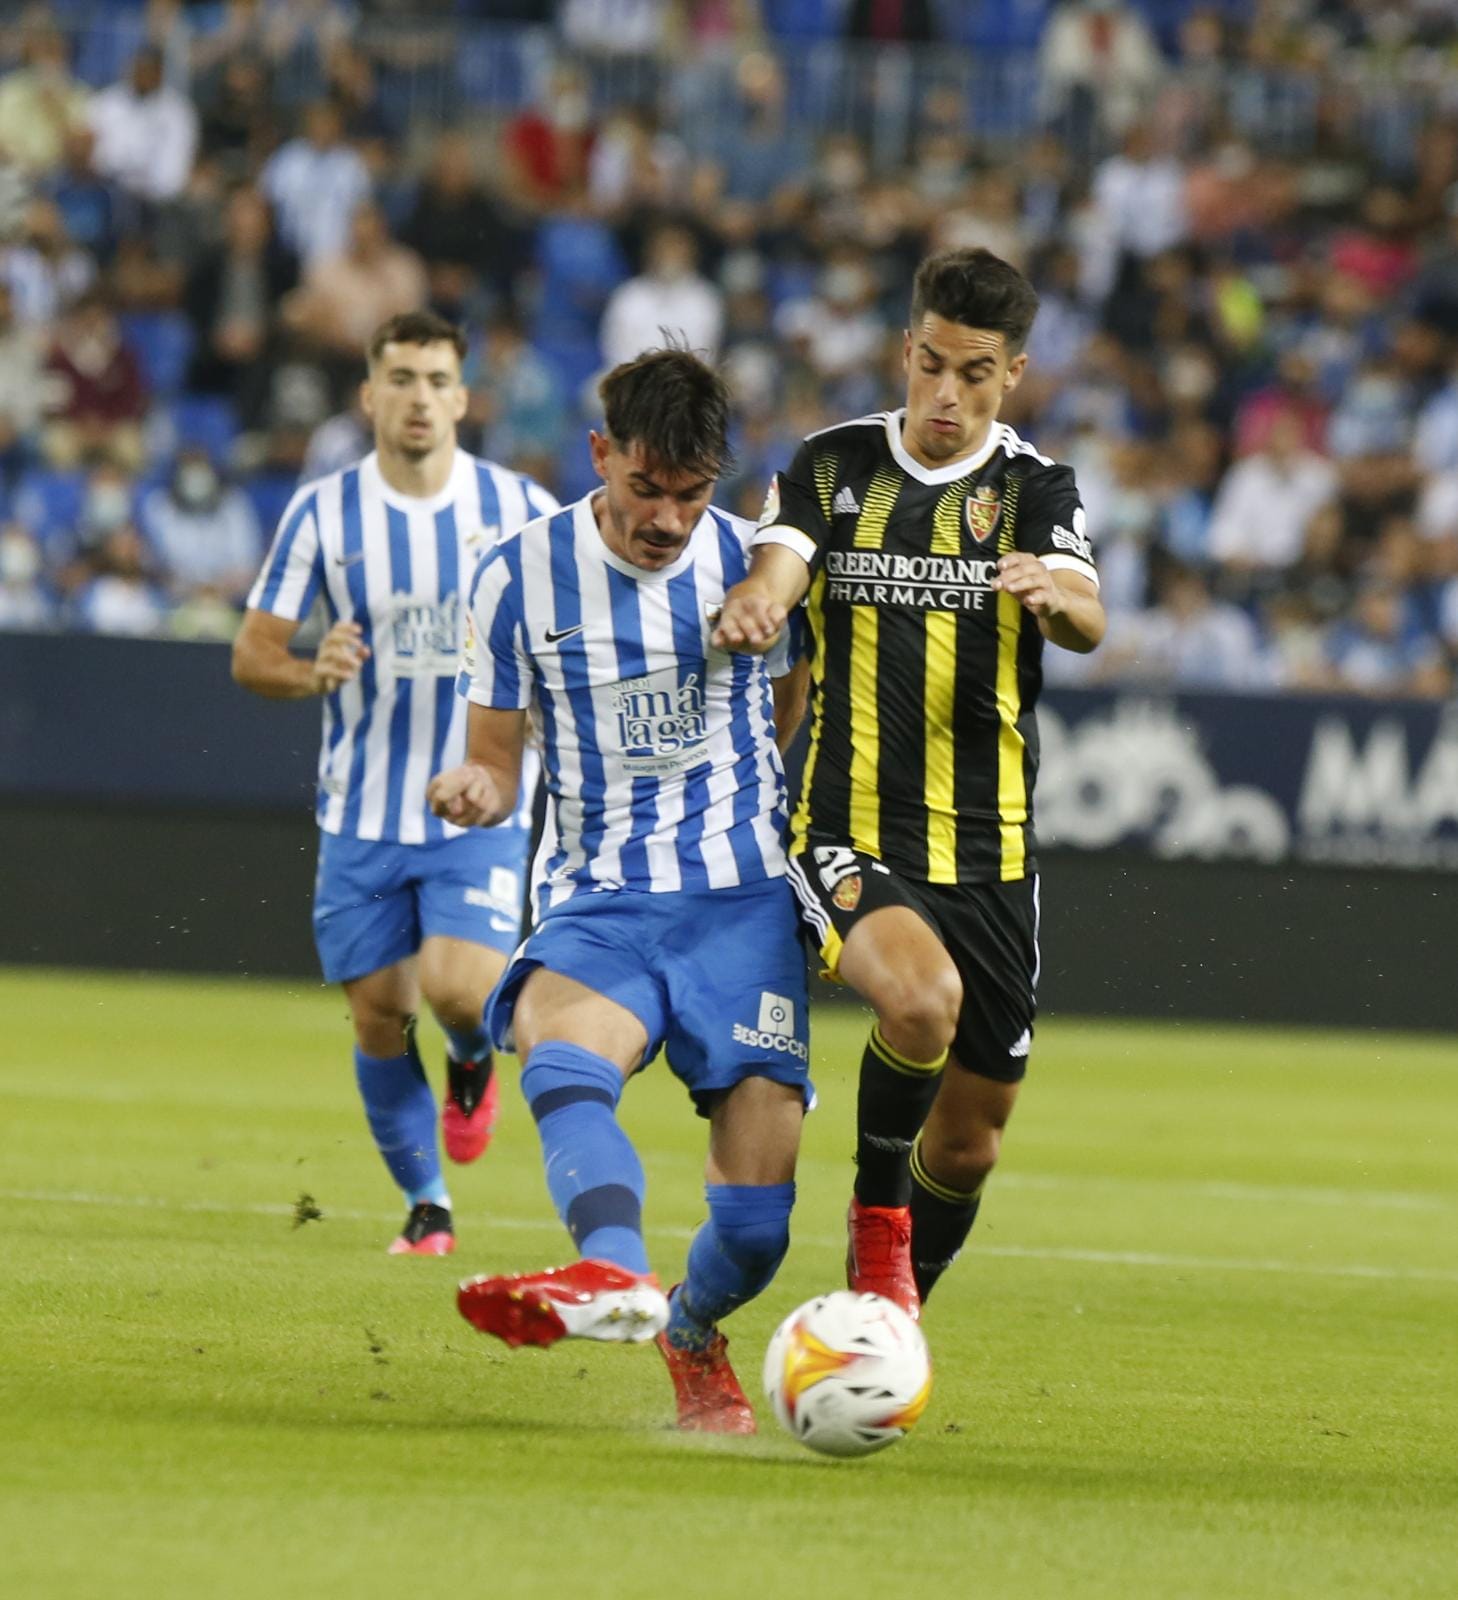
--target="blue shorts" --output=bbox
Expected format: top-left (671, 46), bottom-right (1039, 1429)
top-left (313, 825), bottom-right (532, 986)
top-left (487, 878), bottom-right (812, 1116)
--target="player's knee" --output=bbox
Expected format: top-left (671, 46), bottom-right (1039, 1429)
top-left (422, 984), bottom-right (483, 1037)
top-left (877, 965), bottom-right (962, 1056)
top-left (351, 1002), bottom-right (413, 1058)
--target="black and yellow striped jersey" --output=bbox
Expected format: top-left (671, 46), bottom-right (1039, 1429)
top-left (756, 409), bottom-right (1098, 886)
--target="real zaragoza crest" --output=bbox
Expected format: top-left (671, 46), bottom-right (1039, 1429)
top-left (963, 486), bottom-right (1002, 545)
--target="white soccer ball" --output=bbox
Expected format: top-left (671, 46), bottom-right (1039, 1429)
top-left (763, 1290), bottom-right (932, 1458)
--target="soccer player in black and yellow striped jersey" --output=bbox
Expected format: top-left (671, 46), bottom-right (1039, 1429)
top-left (713, 247), bottom-right (1106, 1321)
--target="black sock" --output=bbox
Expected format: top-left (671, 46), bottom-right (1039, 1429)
top-left (909, 1136), bottom-right (982, 1303)
top-left (853, 1027), bottom-right (946, 1208)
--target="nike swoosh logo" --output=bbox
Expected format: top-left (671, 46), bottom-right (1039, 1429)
top-left (333, 552), bottom-right (366, 568)
top-left (544, 624), bottom-right (584, 643)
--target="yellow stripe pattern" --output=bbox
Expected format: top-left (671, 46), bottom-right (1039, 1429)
top-left (994, 473), bottom-right (1027, 879)
top-left (930, 479), bottom-right (970, 554)
top-left (923, 607), bottom-right (958, 882)
top-left (869, 1027), bottom-right (947, 1077)
top-left (910, 1134), bottom-right (984, 1205)
top-left (847, 603), bottom-right (880, 856)
top-left (853, 467), bottom-right (902, 550)
top-left (843, 471), bottom-right (901, 855)
top-left (813, 451), bottom-right (837, 523)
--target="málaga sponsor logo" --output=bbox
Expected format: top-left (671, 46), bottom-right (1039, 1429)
top-left (1039, 698), bottom-right (1458, 870)
top-left (824, 549), bottom-right (997, 613)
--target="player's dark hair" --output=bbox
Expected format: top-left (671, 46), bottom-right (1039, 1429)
top-left (599, 346), bottom-right (734, 480)
top-left (367, 311), bottom-right (467, 367)
top-left (910, 248), bottom-right (1040, 354)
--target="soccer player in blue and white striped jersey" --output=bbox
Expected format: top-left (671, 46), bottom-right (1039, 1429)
top-left (428, 349), bottom-right (812, 1433)
top-left (232, 312), bottom-right (557, 1256)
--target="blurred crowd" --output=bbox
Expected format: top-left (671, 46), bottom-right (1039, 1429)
top-left (4, 0), bottom-right (1458, 699)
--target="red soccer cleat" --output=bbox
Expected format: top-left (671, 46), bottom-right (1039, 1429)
top-left (846, 1198), bottom-right (920, 1321)
top-left (442, 1055), bottom-right (499, 1165)
top-left (457, 1259), bottom-right (668, 1350)
top-left (655, 1327), bottom-right (756, 1434)
top-left (388, 1201), bottom-right (455, 1256)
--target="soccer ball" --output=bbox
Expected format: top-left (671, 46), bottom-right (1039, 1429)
top-left (763, 1291), bottom-right (932, 1458)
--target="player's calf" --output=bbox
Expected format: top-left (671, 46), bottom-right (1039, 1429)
top-left (664, 1182), bottom-right (794, 1353)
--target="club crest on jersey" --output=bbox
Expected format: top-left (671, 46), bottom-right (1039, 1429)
top-left (964, 487), bottom-right (1002, 545)
top-left (832, 873), bottom-right (862, 912)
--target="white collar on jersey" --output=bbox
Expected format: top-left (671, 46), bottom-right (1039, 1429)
top-left (883, 409), bottom-right (1006, 486)
top-left (362, 448), bottom-right (469, 513)
top-left (574, 491), bottom-right (709, 583)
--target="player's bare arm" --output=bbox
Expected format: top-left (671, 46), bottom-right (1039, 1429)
top-left (713, 543), bottom-right (812, 654)
top-left (992, 556), bottom-right (1105, 653)
top-left (771, 656), bottom-right (811, 754)
top-left (427, 704), bottom-right (527, 828)
top-left (231, 610), bottom-right (370, 698)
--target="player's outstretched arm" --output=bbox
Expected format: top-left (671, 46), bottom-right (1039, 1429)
top-left (232, 611), bottom-right (370, 699)
top-left (427, 705), bottom-right (527, 828)
top-left (992, 557), bottom-right (1106, 654)
top-left (713, 544), bottom-right (812, 655)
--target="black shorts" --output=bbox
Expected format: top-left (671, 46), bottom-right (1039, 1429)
top-left (786, 841), bottom-right (1040, 1083)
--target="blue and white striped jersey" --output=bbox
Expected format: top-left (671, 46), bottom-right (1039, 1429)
top-left (462, 494), bottom-right (797, 910)
top-left (247, 448), bottom-right (557, 843)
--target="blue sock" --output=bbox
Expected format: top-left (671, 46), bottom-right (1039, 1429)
top-left (666, 1182), bottom-right (796, 1352)
top-left (521, 1042), bottom-right (649, 1275)
top-left (353, 1045), bottom-right (449, 1208)
top-left (444, 1021), bottom-right (491, 1063)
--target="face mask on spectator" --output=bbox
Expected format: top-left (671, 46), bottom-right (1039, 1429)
top-left (0, 531), bottom-right (40, 586)
top-left (84, 483), bottom-right (132, 536)
top-left (550, 91), bottom-right (589, 133)
top-left (176, 460), bottom-right (221, 509)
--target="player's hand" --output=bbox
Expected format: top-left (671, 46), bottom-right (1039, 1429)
top-left (992, 552), bottom-right (1063, 619)
top-left (310, 621), bottom-right (369, 694)
top-left (427, 763), bottom-right (501, 827)
top-left (712, 583), bottom-right (786, 654)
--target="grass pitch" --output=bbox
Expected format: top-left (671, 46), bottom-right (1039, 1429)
top-left (1, 968), bottom-right (1455, 1600)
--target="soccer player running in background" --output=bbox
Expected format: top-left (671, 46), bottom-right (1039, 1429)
top-left (714, 248), bottom-right (1106, 1321)
top-left (427, 349), bottom-right (812, 1433)
top-left (232, 312), bottom-right (558, 1256)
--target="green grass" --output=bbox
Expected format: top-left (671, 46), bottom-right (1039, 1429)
top-left (1, 968), bottom-right (1455, 1600)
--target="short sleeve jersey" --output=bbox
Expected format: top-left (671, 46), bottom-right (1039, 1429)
top-left (754, 409), bottom-right (1097, 885)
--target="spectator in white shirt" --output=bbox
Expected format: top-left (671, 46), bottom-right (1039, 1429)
top-left (1207, 410), bottom-right (1338, 574)
top-left (139, 449), bottom-right (263, 604)
top-left (86, 48), bottom-right (198, 205)
top-left (260, 101), bottom-right (372, 266)
top-left (600, 224), bottom-right (723, 368)
top-left (1039, 0), bottom-right (1165, 147)
top-left (1118, 563), bottom-right (1267, 690)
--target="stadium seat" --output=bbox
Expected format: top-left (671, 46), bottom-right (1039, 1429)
top-left (553, 430), bottom-right (602, 505)
top-left (937, 0), bottom-right (1052, 51)
top-left (531, 331), bottom-right (602, 407)
top-left (170, 395), bottom-right (240, 464)
top-left (119, 312), bottom-right (195, 400)
top-left (70, 9), bottom-right (148, 91)
top-left (13, 469), bottom-right (88, 550)
top-left (534, 218), bottom-right (627, 345)
top-left (456, 29), bottom-right (534, 110)
top-left (762, 0), bottom-right (843, 42)
top-left (243, 472), bottom-right (300, 537)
